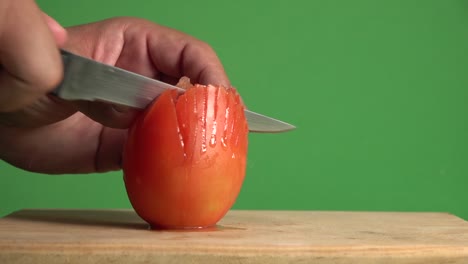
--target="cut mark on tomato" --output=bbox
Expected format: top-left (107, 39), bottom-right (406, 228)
top-left (201, 86), bottom-right (208, 154)
top-left (162, 84), bottom-right (248, 165)
top-left (210, 87), bottom-right (220, 148)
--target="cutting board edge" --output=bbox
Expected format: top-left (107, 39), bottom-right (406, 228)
top-left (4, 208), bottom-right (466, 220)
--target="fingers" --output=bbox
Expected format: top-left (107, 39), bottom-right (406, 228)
top-left (0, 95), bottom-right (77, 128)
top-left (0, 0), bottom-right (65, 112)
top-left (42, 13), bottom-right (67, 46)
top-left (63, 18), bottom-right (230, 129)
top-left (178, 41), bottom-right (231, 88)
top-left (94, 126), bottom-right (127, 172)
top-left (111, 18), bottom-right (230, 87)
top-left (0, 113), bottom-right (124, 174)
top-left (152, 36), bottom-right (230, 87)
top-left (74, 101), bottom-right (140, 129)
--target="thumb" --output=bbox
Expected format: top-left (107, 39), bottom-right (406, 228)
top-left (0, 1), bottom-right (64, 112)
top-left (42, 13), bottom-right (67, 47)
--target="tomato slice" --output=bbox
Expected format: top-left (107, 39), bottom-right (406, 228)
top-left (123, 82), bottom-right (248, 229)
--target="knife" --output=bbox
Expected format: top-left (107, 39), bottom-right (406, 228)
top-left (53, 49), bottom-right (295, 133)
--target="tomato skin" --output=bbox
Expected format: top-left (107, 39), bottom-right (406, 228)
top-left (123, 84), bottom-right (248, 229)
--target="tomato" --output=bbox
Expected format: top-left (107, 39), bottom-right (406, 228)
top-left (122, 80), bottom-right (248, 229)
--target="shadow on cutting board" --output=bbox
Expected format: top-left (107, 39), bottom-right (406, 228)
top-left (6, 209), bottom-right (149, 230)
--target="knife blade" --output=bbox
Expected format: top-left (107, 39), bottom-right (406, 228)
top-left (53, 49), bottom-right (295, 133)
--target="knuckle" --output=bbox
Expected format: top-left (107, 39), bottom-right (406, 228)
top-left (198, 40), bottom-right (215, 54)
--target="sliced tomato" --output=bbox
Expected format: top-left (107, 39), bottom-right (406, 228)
top-left (123, 82), bottom-right (248, 229)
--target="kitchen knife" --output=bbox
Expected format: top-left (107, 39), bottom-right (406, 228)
top-left (53, 49), bottom-right (295, 133)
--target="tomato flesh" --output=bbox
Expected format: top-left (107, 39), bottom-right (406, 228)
top-left (123, 83), bottom-right (248, 229)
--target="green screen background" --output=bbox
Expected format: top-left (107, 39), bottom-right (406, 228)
top-left (1, 0), bottom-right (467, 219)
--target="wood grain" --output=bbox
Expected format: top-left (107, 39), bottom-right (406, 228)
top-left (0, 209), bottom-right (467, 263)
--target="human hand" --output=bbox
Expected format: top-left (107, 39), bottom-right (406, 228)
top-left (0, 16), bottom-right (230, 174)
top-left (0, 0), bottom-right (67, 113)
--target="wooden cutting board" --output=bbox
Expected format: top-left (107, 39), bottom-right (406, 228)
top-left (0, 209), bottom-right (467, 264)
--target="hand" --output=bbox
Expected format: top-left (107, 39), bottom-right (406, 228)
top-left (0, 0), bottom-right (66, 113)
top-left (0, 16), bottom-right (230, 174)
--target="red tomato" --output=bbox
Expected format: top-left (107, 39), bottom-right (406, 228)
top-left (123, 82), bottom-right (248, 229)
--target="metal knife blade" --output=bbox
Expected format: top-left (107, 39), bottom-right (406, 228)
top-left (53, 49), bottom-right (295, 133)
